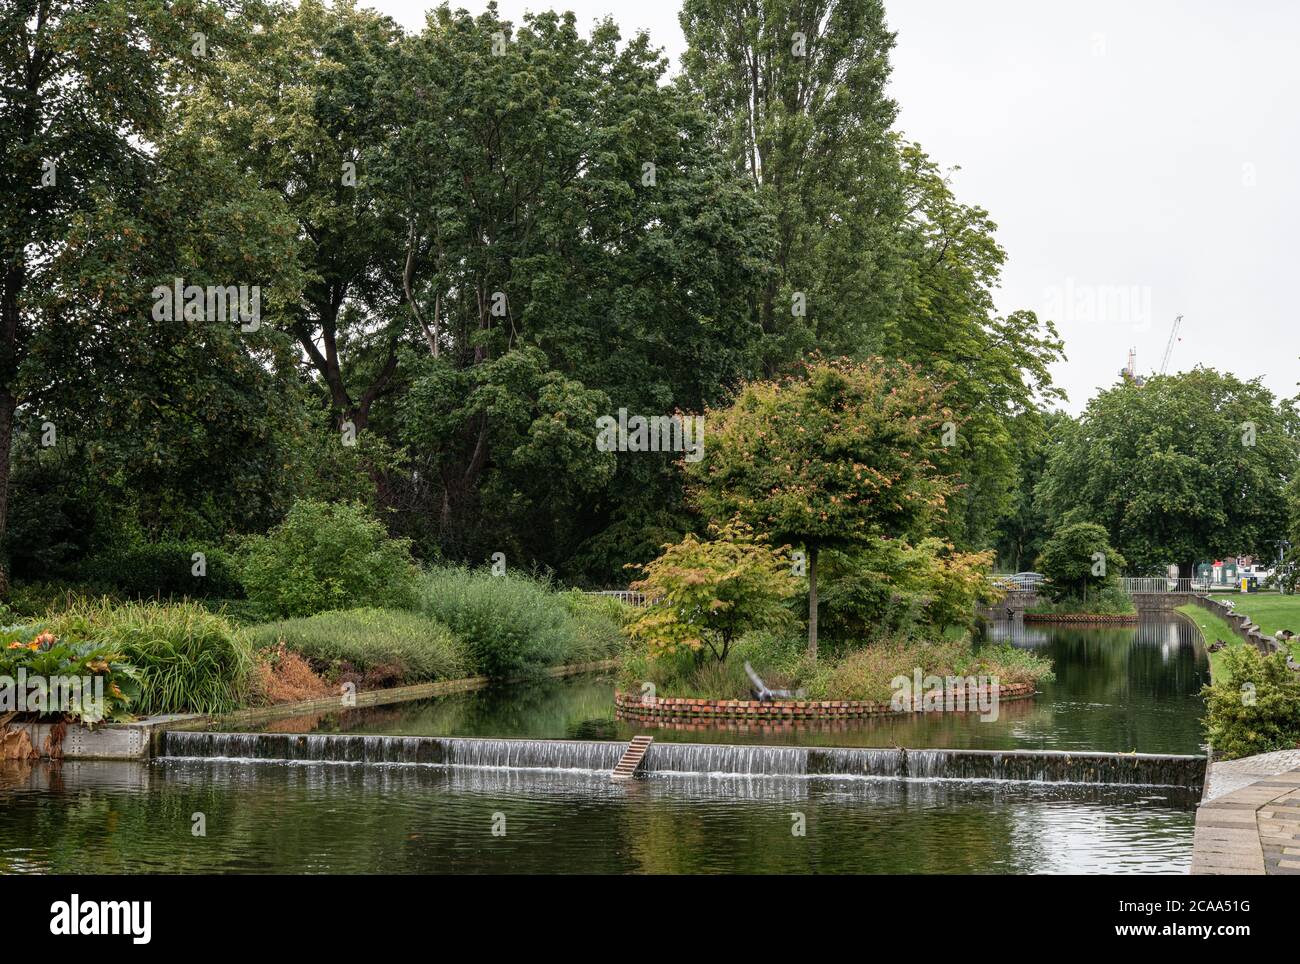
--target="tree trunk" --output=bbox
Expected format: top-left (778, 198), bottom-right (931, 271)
top-left (807, 545), bottom-right (819, 660)
top-left (0, 391), bottom-right (15, 596)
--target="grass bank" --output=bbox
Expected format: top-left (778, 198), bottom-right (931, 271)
top-left (1175, 602), bottom-right (1240, 679)
top-left (244, 608), bottom-right (471, 689)
top-left (1221, 593), bottom-right (1300, 659)
top-left (245, 568), bottom-right (628, 694)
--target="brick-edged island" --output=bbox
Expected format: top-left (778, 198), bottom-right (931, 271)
top-left (614, 682), bottom-right (1038, 724)
top-left (1022, 612), bottom-right (1138, 624)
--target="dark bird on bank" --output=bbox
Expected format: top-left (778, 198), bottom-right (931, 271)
top-left (1207, 639), bottom-right (1227, 653)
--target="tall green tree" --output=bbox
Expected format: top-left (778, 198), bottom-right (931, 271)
top-left (384, 6), bottom-right (771, 571)
top-left (1038, 369), bottom-right (1298, 576)
top-left (995, 409), bottom-right (1071, 571)
top-left (679, 0), bottom-right (1065, 552)
top-left (679, 0), bottom-right (900, 366)
top-left (0, 0), bottom-right (282, 589)
top-left (179, 0), bottom-right (407, 432)
top-left (687, 356), bottom-right (953, 657)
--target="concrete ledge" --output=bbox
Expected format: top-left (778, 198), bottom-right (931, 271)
top-left (5, 713), bottom-right (205, 760)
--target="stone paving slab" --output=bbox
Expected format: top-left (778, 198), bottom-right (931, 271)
top-left (1194, 751), bottom-right (1300, 876)
top-left (1204, 748), bottom-right (1300, 800)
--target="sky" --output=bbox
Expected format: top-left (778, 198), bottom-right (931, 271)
top-left (365, 0), bottom-right (1300, 413)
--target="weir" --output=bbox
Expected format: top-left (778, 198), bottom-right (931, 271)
top-left (158, 731), bottom-right (1207, 789)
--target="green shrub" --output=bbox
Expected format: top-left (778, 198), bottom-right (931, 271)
top-left (1026, 584), bottom-right (1135, 616)
top-left (245, 608), bottom-right (470, 686)
top-left (78, 541), bottom-right (243, 599)
top-left (1202, 645), bottom-right (1300, 759)
top-left (559, 591), bottom-right (631, 662)
top-left (42, 599), bottom-right (254, 715)
top-left (416, 567), bottom-right (622, 679)
top-left (0, 628), bottom-right (143, 724)
top-left (239, 500), bottom-right (420, 618)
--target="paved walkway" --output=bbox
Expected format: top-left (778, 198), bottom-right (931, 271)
top-left (1193, 749), bottom-right (1300, 875)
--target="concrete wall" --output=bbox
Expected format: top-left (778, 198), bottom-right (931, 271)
top-left (1187, 594), bottom-right (1284, 655)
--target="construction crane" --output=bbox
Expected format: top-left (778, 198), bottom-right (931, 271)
top-left (1120, 347), bottom-right (1146, 386)
top-left (1159, 314), bottom-right (1183, 374)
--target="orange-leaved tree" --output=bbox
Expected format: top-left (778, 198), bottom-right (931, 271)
top-left (627, 519), bottom-right (798, 664)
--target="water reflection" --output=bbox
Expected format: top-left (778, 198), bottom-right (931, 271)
top-left (0, 758), bottom-right (1194, 874)
top-left (239, 614), bottom-right (1209, 755)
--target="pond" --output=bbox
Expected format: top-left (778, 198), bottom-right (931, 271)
top-left (0, 614), bottom-right (1209, 874)
top-left (238, 613), bottom-right (1210, 755)
top-left (0, 758), bottom-right (1194, 874)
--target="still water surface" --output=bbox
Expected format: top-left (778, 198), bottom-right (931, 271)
top-left (270, 615), bottom-right (1210, 755)
top-left (0, 615), bottom-right (1207, 874)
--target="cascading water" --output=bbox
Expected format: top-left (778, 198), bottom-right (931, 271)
top-left (158, 731), bottom-right (1206, 788)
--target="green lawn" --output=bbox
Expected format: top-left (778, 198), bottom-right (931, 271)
top-left (1226, 593), bottom-right (1300, 655)
top-left (1176, 603), bottom-right (1241, 680)
top-left (1177, 594), bottom-right (1300, 679)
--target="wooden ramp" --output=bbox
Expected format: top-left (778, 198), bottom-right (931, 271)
top-left (611, 735), bottom-right (653, 781)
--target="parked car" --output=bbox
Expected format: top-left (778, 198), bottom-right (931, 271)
top-left (991, 572), bottom-right (1045, 592)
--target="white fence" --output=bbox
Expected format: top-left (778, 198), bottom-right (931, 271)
top-left (989, 575), bottom-right (1211, 595)
top-left (586, 590), bottom-right (651, 607)
top-left (1120, 577), bottom-right (1210, 594)
top-left (988, 574), bottom-right (1043, 592)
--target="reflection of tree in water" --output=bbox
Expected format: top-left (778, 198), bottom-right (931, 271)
top-left (0, 757), bottom-right (1195, 874)
top-left (248, 616), bottom-right (1208, 755)
top-left (278, 674), bottom-right (622, 742)
top-left (978, 619), bottom-right (1052, 647)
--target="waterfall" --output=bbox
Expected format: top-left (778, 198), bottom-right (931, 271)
top-left (157, 731), bottom-right (1206, 788)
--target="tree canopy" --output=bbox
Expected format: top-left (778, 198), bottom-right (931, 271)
top-left (1037, 368), bottom-right (1298, 575)
top-left (686, 356), bottom-right (953, 655)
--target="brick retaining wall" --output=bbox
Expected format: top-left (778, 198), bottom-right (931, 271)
top-left (614, 682), bottom-right (1038, 723)
top-left (1022, 612), bottom-right (1138, 624)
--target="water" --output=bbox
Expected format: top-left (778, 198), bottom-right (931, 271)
top-left (0, 615), bottom-right (1207, 874)
top-left (246, 614), bottom-right (1210, 755)
top-left (158, 731), bottom-right (1206, 787)
top-left (0, 758), bottom-right (1194, 874)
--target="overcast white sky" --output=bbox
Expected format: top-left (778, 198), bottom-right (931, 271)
top-left (366, 0), bottom-right (1299, 412)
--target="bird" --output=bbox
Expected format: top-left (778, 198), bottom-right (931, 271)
top-left (1286, 654), bottom-right (1300, 673)
top-left (1207, 639), bottom-right (1227, 653)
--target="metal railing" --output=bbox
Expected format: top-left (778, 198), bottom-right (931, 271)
top-left (1120, 577), bottom-right (1210, 594)
top-left (988, 574), bottom-right (1043, 592)
top-left (988, 575), bottom-right (1211, 595)
top-left (586, 590), bottom-right (651, 607)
